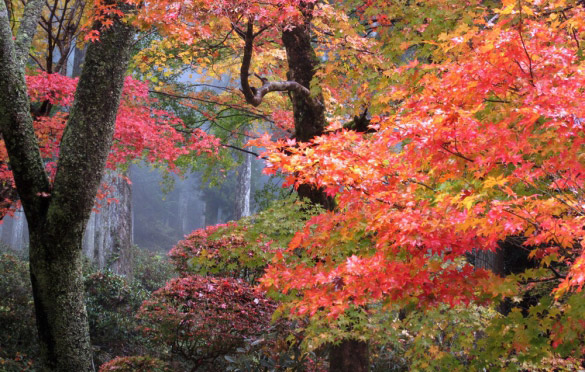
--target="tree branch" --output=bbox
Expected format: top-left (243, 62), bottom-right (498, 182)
top-left (0, 0), bottom-right (51, 227)
top-left (14, 0), bottom-right (45, 66)
top-left (239, 19), bottom-right (322, 108)
top-left (48, 2), bottom-right (135, 235)
top-left (222, 144), bottom-right (260, 157)
top-left (149, 89), bottom-right (274, 123)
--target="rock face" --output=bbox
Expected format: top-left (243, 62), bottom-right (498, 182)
top-left (1, 171), bottom-right (133, 277)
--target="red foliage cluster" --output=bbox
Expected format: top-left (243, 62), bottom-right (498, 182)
top-left (25, 72), bottom-right (219, 170)
top-left (168, 224), bottom-right (240, 275)
top-left (168, 223), bottom-right (274, 282)
top-left (0, 72), bottom-right (220, 218)
top-left (99, 355), bottom-right (169, 372)
top-left (253, 11), bottom-right (585, 316)
top-left (137, 275), bottom-right (276, 367)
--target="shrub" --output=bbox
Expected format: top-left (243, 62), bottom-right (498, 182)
top-left (0, 253), bottom-right (38, 368)
top-left (169, 195), bottom-right (323, 283)
top-left (165, 197), bottom-right (328, 370)
top-left (85, 270), bottom-right (150, 365)
top-left (132, 247), bottom-right (176, 292)
top-left (137, 275), bottom-right (276, 370)
top-left (168, 224), bottom-right (259, 280)
top-left (99, 355), bottom-right (169, 372)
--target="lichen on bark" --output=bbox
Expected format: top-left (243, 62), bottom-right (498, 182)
top-left (0, 0), bottom-right (135, 370)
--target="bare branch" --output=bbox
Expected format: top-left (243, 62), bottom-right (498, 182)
top-left (149, 89), bottom-right (274, 123)
top-left (222, 144), bottom-right (260, 157)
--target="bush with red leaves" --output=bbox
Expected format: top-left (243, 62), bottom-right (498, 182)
top-left (137, 275), bottom-right (276, 370)
top-left (99, 356), bottom-right (169, 372)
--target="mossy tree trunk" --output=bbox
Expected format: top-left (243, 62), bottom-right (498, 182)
top-left (0, 0), bottom-right (134, 370)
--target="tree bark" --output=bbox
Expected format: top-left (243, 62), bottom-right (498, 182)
top-left (83, 172), bottom-right (134, 277)
top-left (234, 151), bottom-right (252, 220)
top-left (329, 339), bottom-right (370, 372)
top-left (280, 3), bottom-right (368, 370)
top-left (282, 4), bottom-right (335, 211)
top-left (0, 0), bottom-right (135, 369)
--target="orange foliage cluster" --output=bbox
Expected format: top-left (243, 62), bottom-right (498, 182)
top-left (252, 2), bottom-right (585, 316)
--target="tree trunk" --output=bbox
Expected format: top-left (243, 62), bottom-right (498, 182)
top-left (205, 199), bottom-right (219, 226)
top-left (234, 152), bottom-right (252, 220)
top-left (472, 236), bottom-right (536, 316)
top-left (329, 339), bottom-right (370, 372)
top-left (84, 172), bottom-right (134, 277)
top-left (282, 2), bottom-right (334, 212)
top-left (28, 225), bottom-right (92, 371)
top-left (281, 3), bottom-right (368, 370)
top-left (0, 0), bottom-right (135, 368)
top-left (72, 44), bottom-right (86, 78)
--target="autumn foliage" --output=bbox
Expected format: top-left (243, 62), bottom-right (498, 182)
top-left (99, 355), bottom-right (169, 372)
top-left (247, 1), bottom-right (585, 319)
top-left (137, 276), bottom-right (276, 369)
top-left (0, 71), bottom-right (220, 217)
top-left (108, 0), bottom-right (585, 366)
top-left (7, 0), bottom-right (585, 369)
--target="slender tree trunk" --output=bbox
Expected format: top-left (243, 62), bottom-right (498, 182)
top-left (234, 151), bottom-right (252, 220)
top-left (72, 43), bottom-right (86, 78)
top-left (281, 3), bottom-right (369, 370)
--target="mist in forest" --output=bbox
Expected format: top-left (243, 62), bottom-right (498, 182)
top-left (130, 155), bottom-right (273, 252)
top-left (0, 153), bottom-right (278, 259)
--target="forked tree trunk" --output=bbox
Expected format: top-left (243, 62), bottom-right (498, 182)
top-left (0, 0), bottom-right (135, 369)
top-left (28, 227), bottom-right (92, 371)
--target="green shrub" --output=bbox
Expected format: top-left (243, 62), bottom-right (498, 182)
top-left (85, 270), bottom-right (150, 365)
top-left (131, 247), bottom-right (176, 292)
top-left (0, 253), bottom-right (38, 369)
top-left (169, 195), bottom-right (323, 283)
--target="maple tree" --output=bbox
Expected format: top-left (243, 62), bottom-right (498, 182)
top-left (6, 0), bottom-right (585, 368)
top-left (146, 197), bottom-right (328, 371)
top-left (126, 0), bottom-right (501, 369)
top-left (243, 0), bottom-right (585, 368)
top-left (0, 3), bottom-right (137, 368)
top-left (0, 72), bottom-right (219, 218)
top-left (138, 275), bottom-right (276, 370)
